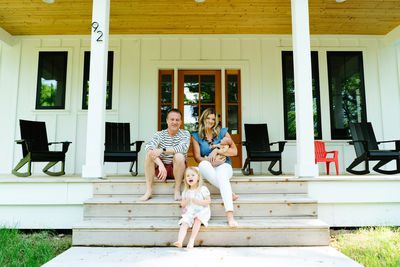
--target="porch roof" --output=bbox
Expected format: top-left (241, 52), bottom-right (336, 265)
top-left (0, 0), bottom-right (399, 36)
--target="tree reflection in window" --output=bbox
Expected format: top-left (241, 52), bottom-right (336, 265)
top-left (328, 52), bottom-right (366, 139)
top-left (282, 51), bottom-right (322, 140)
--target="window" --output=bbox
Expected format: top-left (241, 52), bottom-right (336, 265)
top-left (158, 70), bottom-right (174, 130)
top-left (36, 52), bottom-right (68, 109)
top-left (225, 70), bottom-right (241, 136)
top-left (282, 51), bottom-right (322, 140)
top-left (327, 52), bottom-right (367, 139)
top-left (82, 51), bottom-right (114, 110)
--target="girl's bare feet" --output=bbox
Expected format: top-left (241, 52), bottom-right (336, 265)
top-left (139, 192), bottom-right (152, 201)
top-left (173, 241), bottom-right (182, 248)
top-left (232, 192), bottom-right (239, 201)
top-left (187, 239), bottom-right (195, 249)
top-left (226, 211), bottom-right (238, 228)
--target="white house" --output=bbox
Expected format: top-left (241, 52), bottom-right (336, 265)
top-left (0, 0), bottom-right (399, 234)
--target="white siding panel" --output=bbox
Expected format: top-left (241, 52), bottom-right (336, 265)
top-left (201, 38), bottom-right (220, 60)
top-left (161, 38), bottom-right (180, 60)
top-left (41, 39), bottom-right (61, 47)
top-left (221, 38), bottom-right (240, 59)
top-left (181, 38), bottom-right (200, 60)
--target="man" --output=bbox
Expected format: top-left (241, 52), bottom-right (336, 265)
top-left (139, 109), bottom-right (190, 201)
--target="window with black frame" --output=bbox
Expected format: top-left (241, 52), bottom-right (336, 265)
top-left (36, 52), bottom-right (68, 109)
top-left (327, 51), bottom-right (367, 140)
top-left (82, 51), bottom-right (114, 110)
top-left (282, 51), bottom-right (322, 140)
top-left (158, 70), bottom-right (174, 130)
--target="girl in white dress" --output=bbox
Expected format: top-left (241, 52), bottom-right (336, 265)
top-left (173, 167), bottom-right (211, 248)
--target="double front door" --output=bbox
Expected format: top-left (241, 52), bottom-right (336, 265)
top-left (177, 70), bottom-right (242, 168)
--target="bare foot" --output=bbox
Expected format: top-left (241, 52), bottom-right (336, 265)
top-left (232, 192), bottom-right (239, 201)
top-left (139, 192), bottom-right (152, 201)
top-left (173, 241), bottom-right (182, 248)
top-left (187, 239), bottom-right (194, 249)
top-left (226, 211), bottom-right (238, 228)
top-left (228, 218), bottom-right (239, 228)
top-left (174, 191), bottom-right (182, 201)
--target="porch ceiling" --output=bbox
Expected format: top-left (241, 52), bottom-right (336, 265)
top-left (0, 0), bottom-right (399, 36)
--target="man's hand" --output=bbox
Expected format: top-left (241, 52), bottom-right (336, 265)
top-left (156, 163), bottom-right (167, 181)
top-left (150, 148), bottom-right (162, 160)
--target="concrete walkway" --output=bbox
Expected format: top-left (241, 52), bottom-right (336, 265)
top-left (42, 247), bottom-right (362, 267)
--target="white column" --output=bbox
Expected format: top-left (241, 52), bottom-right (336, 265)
top-left (291, 0), bottom-right (318, 177)
top-left (82, 0), bottom-right (110, 178)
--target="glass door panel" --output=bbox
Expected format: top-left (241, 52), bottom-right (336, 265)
top-left (179, 70), bottom-right (221, 167)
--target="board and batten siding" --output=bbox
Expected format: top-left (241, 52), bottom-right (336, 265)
top-left (0, 35), bottom-right (400, 175)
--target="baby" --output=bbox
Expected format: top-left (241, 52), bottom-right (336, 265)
top-left (210, 136), bottom-right (233, 161)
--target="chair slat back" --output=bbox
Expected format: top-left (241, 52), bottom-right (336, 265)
top-left (314, 141), bottom-right (326, 159)
top-left (363, 122), bottom-right (379, 150)
top-left (244, 124), bottom-right (270, 152)
top-left (349, 122), bottom-right (368, 157)
top-left (105, 122), bottom-right (131, 152)
top-left (19, 120), bottom-right (49, 156)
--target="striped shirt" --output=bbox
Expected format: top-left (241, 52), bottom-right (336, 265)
top-left (145, 129), bottom-right (191, 164)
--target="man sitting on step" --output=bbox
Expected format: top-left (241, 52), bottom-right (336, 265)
top-left (139, 109), bottom-right (190, 202)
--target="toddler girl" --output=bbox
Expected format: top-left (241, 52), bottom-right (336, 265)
top-left (173, 167), bottom-right (211, 249)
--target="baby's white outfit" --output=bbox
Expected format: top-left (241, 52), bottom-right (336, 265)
top-left (179, 186), bottom-right (211, 227)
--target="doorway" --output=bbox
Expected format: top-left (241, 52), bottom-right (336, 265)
top-left (177, 70), bottom-right (242, 168)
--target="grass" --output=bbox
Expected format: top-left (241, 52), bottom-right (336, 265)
top-left (330, 227), bottom-right (400, 267)
top-left (0, 228), bottom-right (72, 267)
top-left (0, 226), bottom-right (398, 266)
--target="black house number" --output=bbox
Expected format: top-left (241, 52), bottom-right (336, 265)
top-left (91, 22), bottom-right (103, 42)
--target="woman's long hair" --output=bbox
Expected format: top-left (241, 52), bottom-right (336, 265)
top-left (198, 108), bottom-right (220, 140)
top-left (183, 167), bottom-right (204, 194)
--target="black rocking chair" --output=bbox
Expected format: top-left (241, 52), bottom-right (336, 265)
top-left (104, 122), bottom-right (144, 176)
top-left (347, 122), bottom-right (400, 175)
top-left (242, 123), bottom-right (287, 175)
top-left (12, 120), bottom-right (71, 177)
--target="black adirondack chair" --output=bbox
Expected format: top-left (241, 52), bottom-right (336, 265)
top-left (242, 123), bottom-right (287, 175)
top-left (104, 122), bottom-right (144, 176)
top-left (12, 120), bottom-right (71, 177)
top-left (347, 122), bottom-right (400, 175)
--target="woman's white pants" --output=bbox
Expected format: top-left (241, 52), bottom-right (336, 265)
top-left (198, 161), bottom-right (233, 212)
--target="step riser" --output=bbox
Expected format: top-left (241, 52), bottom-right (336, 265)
top-left (72, 228), bottom-right (330, 247)
top-left (94, 182), bottom-right (308, 196)
top-left (83, 203), bottom-right (317, 219)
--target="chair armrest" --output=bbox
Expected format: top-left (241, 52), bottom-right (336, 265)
top-left (270, 141), bottom-right (287, 152)
top-left (377, 140), bottom-right (400, 151)
top-left (49, 141), bottom-right (72, 153)
top-left (325, 150), bottom-right (338, 158)
top-left (15, 139), bottom-right (33, 152)
top-left (131, 141), bottom-right (145, 152)
top-left (348, 140), bottom-right (369, 152)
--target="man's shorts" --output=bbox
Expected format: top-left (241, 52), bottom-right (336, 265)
top-left (155, 161), bottom-right (188, 180)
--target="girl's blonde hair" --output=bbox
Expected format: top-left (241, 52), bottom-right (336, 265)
top-left (198, 108), bottom-right (220, 140)
top-left (183, 167), bottom-right (203, 194)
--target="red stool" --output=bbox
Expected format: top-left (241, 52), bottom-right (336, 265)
top-left (314, 141), bottom-right (339, 175)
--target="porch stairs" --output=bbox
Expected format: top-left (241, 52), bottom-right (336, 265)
top-left (72, 176), bottom-right (330, 246)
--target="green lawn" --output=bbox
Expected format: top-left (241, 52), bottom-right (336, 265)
top-left (0, 227), bottom-right (399, 266)
top-left (330, 227), bottom-right (400, 267)
top-left (0, 229), bottom-right (72, 267)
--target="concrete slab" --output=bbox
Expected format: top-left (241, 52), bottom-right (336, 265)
top-left (42, 246), bottom-right (362, 267)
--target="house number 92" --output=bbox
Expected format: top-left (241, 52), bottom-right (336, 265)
top-left (91, 22), bottom-right (103, 42)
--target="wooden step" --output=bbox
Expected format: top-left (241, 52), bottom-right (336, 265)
top-left (83, 194), bottom-right (317, 220)
top-left (93, 178), bottom-right (308, 197)
top-left (72, 218), bottom-right (330, 247)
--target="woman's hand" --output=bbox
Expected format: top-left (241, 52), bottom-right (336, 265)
top-left (207, 148), bottom-right (219, 163)
top-left (211, 157), bottom-right (226, 167)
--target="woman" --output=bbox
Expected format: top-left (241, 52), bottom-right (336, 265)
top-left (191, 108), bottom-right (239, 227)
